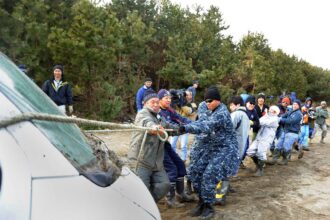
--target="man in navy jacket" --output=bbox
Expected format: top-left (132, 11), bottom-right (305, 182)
top-left (42, 65), bottom-right (73, 114)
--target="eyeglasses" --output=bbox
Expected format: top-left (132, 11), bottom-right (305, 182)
top-left (249, 102), bottom-right (255, 105)
top-left (205, 99), bottom-right (214, 103)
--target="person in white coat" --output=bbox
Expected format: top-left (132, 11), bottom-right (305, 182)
top-left (247, 105), bottom-right (280, 176)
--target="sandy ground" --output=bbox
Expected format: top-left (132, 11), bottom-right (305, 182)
top-left (96, 119), bottom-right (330, 220)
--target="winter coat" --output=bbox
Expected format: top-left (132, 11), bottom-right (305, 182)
top-left (280, 109), bottom-right (302, 134)
top-left (231, 107), bottom-right (250, 158)
top-left (42, 79), bottom-right (72, 106)
top-left (301, 111), bottom-right (309, 125)
top-left (278, 104), bottom-right (287, 116)
top-left (255, 104), bottom-right (269, 118)
top-left (128, 107), bottom-right (167, 171)
top-left (135, 86), bottom-right (151, 111)
top-left (255, 113), bottom-right (279, 144)
top-left (246, 108), bottom-right (260, 133)
top-left (315, 107), bottom-right (329, 125)
top-left (187, 86), bottom-right (196, 102)
top-left (159, 107), bottom-right (192, 126)
top-left (184, 103), bottom-right (240, 179)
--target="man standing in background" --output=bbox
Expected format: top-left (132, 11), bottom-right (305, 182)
top-left (136, 77), bottom-right (153, 112)
top-left (187, 80), bottom-right (199, 102)
top-left (42, 65), bottom-right (73, 115)
top-left (315, 101), bottom-right (329, 144)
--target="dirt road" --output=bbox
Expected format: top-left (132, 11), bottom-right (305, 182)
top-left (98, 126), bottom-right (330, 220)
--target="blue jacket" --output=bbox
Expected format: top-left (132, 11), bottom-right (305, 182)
top-left (187, 86), bottom-right (196, 102)
top-left (159, 107), bottom-right (191, 126)
top-left (136, 86), bottom-right (150, 111)
top-left (280, 109), bottom-right (302, 134)
top-left (42, 79), bottom-right (72, 106)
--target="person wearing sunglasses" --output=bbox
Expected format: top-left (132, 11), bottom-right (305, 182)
top-left (178, 86), bottom-right (240, 219)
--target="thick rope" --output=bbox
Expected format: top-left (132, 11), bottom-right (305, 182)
top-left (0, 112), bottom-right (171, 141)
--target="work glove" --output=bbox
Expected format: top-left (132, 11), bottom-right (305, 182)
top-left (68, 105), bottom-right (73, 114)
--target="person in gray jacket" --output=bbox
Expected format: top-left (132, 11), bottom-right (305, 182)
top-left (315, 101), bottom-right (329, 144)
top-left (128, 90), bottom-right (172, 202)
top-left (228, 96), bottom-right (250, 161)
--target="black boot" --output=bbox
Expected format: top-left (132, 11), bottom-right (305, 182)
top-left (176, 177), bottom-right (195, 203)
top-left (254, 160), bottom-right (265, 177)
top-left (186, 179), bottom-right (193, 195)
top-left (251, 156), bottom-right (259, 171)
top-left (278, 151), bottom-right (289, 165)
top-left (269, 144), bottom-right (275, 157)
top-left (298, 145), bottom-right (304, 159)
top-left (191, 196), bottom-right (204, 217)
top-left (200, 203), bottom-right (215, 220)
top-left (266, 149), bottom-right (280, 165)
top-left (166, 183), bottom-right (184, 208)
top-left (251, 156), bottom-right (258, 165)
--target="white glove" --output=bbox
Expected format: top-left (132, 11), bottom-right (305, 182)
top-left (68, 105), bottom-right (73, 114)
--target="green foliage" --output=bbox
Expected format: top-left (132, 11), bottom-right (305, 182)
top-left (99, 82), bottom-right (126, 121)
top-left (2, 0), bottom-right (330, 121)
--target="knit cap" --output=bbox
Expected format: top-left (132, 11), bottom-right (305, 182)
top-left (158, 89), bottom-right (171, 100)
top-left (204, 87), bottom-right (221, 101)
top-left (143, 89), bottom-right (158, 102)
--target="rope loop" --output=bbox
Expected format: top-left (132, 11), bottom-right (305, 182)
top-left (156, 127), bottom-right (168, 142)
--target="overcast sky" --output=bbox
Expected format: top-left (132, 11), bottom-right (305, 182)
top-left (171, 0), bottom-right (330, 70)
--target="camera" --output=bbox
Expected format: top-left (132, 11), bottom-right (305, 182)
top-left (170, 89), bottom-right (186, 108)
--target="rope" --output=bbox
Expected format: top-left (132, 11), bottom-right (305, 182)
top-left (0, 112), bottom-right (171, 141)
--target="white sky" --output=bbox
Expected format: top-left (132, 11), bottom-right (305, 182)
top-left (171, 0), bottom-right (330, 70)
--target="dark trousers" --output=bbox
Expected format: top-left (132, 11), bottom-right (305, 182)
top-left (163, 141), bottom-right (187, 182)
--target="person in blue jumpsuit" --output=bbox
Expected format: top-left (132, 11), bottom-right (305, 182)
top-left (179, 87), bottom-right (240, 219)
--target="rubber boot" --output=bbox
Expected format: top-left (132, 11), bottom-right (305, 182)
top-left (215, 180), bottom-right (229, 206)
top-left (251, 156), bottom-right (259, 171)
top-left (303, 146), bottom-right (310, 151)
top-left (278, 151), bottom-right (289, 165)
top-left (269, 147), bottom-right (274, 157)
top-left (185, 179), bottom-right (193, 195)
top-left (254, 160), bottom-right (265, 177)
top-left (176, 177), bottom-right (195, 203)
top-left (298, 145), bottom-right (304, 159)
top-left (293, 143), bottom-right (299, 151)
top-left (266, 149), bottom-right (280, 165)
top-left (191, 196), bottom-right (204, 217)
top-left (166, 183), bottom-right (184, 208)
top-left (320, 137), bottom-right (325, 144)
top-left (287, 151), bottom-right (292, 161)
top-left (200, 203), bottom-right (215, 220)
